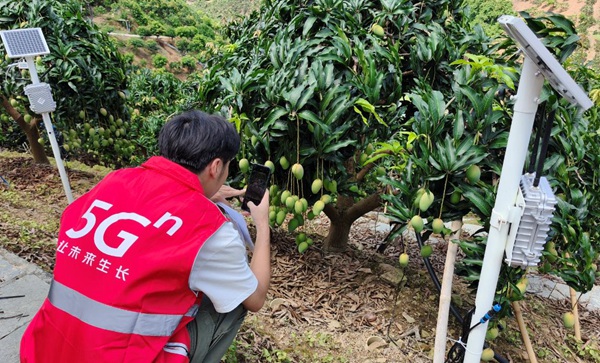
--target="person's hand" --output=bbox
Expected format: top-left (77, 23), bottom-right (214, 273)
top-left (211, 185), bottom-right (244, 206)
top-left (248, 190), bottom-right (269, 228)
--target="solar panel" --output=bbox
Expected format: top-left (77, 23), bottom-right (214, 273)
top-left (498, 15), bottom-right (593, 110)
top-left (0, 28), bottom-right (50, 58)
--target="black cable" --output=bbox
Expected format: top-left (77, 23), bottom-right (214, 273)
top-left (533, 108), bottom-right (556, 187)
top-left (446, 308), bottom-right (475, 363)
top-left (415, 231), bottom-right (463, 322)
top-left (468, 304), bottom-right (502, 332)
top-left (415, 232), bottom-right (510, 363)
top-left (527, 106), bottom-right (546, 174)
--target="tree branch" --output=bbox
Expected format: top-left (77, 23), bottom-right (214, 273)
top-left (355, 150), bottom-right (393, 182)
top-left (323, 203), bottom-right (340, 224)
top-left (355, 162), bottom-right (375, 182)
top-left (1, 96), bottom-right (29, 132)
top-left (346, 192), bottom-right (382, 222)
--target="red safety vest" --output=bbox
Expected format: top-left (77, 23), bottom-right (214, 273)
top-left (20, 156), bottom-right (226, 363)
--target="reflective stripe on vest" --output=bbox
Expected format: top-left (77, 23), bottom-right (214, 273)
top-left (164, 342), bottom-right (189, 356)
top-left (49, 280), bottom-right (198, 337)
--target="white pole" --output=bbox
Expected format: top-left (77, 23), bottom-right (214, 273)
top-left (25, 57), bottom-right (40, 83)
top-left (40, 112), bottom-right (74, 203)
top-left (463, 56), bottom-right (545, 362)
top-left (25, 57), bottom-right (74, 204)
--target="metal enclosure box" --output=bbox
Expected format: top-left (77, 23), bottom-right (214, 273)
top-left (505, 174), bottom-right (557, 268)
top-left (24, 83), bottom-right (56, 113)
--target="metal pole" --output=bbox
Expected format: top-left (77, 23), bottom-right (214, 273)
top-left (25, 56), bottom-right (74, 203)
top-left (463, 56), bottom-right (545, 362)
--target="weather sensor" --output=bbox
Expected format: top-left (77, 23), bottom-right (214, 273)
top-left (0, 28), bottom-right (73, 203)
top-left (463, 16), bottom-right (593, 363)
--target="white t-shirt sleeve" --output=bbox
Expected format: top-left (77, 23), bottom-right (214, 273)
top-left (189, 222), bottom-right (258, 313)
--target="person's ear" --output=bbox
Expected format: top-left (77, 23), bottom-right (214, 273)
top-left (208, 158), bottom-right (223, 179)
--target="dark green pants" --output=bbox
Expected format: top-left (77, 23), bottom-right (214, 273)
top-left (187, 295), bottom-right (247, 363)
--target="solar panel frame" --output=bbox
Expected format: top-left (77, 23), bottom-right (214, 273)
top-left (498, 15), bottom-right (593, 110)
top-left (0, 28), bottom-right (50, 58)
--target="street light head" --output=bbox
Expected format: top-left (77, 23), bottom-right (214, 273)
top-left (498, 15), bottom-right (593, 110)
top-left (0, 28), bottom-right (50, 58)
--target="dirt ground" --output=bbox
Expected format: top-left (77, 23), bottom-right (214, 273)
top-left (0, 152), bottom-right (599, 362)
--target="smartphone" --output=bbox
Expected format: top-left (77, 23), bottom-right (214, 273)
top-left (241, 163), bottom-right (271, 212)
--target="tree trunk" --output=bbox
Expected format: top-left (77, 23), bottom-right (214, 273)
top-left (1, 97), bottom-right (49, 164)
top-left (323, 193), bottom-right (382, 252)
top-left (324, 216), bottom-right (353, 252)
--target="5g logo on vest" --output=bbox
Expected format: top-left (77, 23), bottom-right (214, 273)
top-left (65, 199), bottom-right (183, 257)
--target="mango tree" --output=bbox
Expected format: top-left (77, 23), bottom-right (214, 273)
top-left (380, 12), bottom-right (599, 330)
top-left (0, 0), bottom-right (130, 166)
top-left (197, 0), bottom-right (489, 251)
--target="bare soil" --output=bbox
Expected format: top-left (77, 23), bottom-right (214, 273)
top-left (1, 152), bottom-right (599, 362)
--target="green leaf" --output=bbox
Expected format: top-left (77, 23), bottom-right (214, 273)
top-left (462, 187), bottom-right (492, 217)
top-left (459, 86), bottom-right (484, 117)
top-left (547, 15), bottom-right (577, 34)
top-left (263, 107), bottom-right (288, 129)
top-left (324, 95), bottom-right (351, 125)
top-left (323, 139), bottom-right (356, 153)
top-left (354, 106), bottom-right (369, 125)
top-left (282, 84), bottom-right (305, 110)
top-left (302, 16), bottom-right (318, 37)
top-left (453, 110), bottom-right (465, 139)
top-left (354, 98), bottom-right (388, 126)
top-left (298, 110), bottom-right (330, 133)
top-left (428, 90), bottom-right (446, 123)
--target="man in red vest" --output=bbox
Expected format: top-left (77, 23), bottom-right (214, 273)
top-left (20, 110), bottom-right (271, 363)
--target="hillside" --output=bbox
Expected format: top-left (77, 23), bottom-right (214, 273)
top-left (89, 0), bottom-right (233, 77)
top-left (92, 0), bottom-right (599, 79)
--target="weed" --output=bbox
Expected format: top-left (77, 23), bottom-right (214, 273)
top-left (570, 335), bottom-right (600, 361)
top-left (262, 348), bottom-right (291, 363)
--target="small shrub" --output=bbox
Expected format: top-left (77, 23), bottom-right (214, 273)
top-left (188, 34), bottom-right (207, 53)
top-left (175, 39), bottom-right (190, 52)
top-left (128, 38), bottom-right (145, 48)
top-left (145, 40), bottom-right (159, 52)
top-left (152, 54), bottom-right (168, 69)
top-left (122, 52), bottom-right (134, 64)
top-left (175, 26), bottom-right (198, 39)
top-left (180, 55), bottom-right (197, 71)
top-left (136, 25), bottom-right (153, 37)
top-left (100, 25), bottom-right (115, 33)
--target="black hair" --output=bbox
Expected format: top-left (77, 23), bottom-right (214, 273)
top-left (158, 110), bottom-right (240, 174)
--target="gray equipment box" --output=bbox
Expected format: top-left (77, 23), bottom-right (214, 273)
top-left (505, 174), bottom-right (557, 268)
top-left (24, 83), bottom-right (56, 113)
